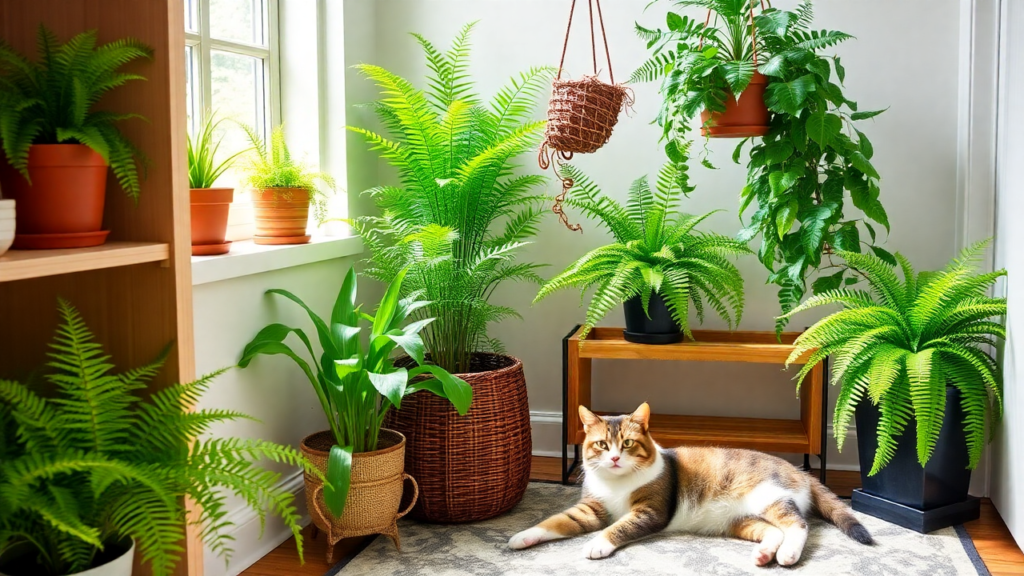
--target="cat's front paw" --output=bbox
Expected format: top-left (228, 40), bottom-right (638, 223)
top-left (509, 527), bottom-right (551, 550)
top-left (582, 535), bottom-right (616, 560)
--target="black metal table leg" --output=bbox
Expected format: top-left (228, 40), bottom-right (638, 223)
top-left (562, 325), bottom-right (582, 485)
top-left (819, 356), bottom-right (829, 485)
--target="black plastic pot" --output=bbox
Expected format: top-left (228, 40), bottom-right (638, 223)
top-left (852, 385), bottom-right (980, 532)
top-left (623, 293), bottom-right (682, 344)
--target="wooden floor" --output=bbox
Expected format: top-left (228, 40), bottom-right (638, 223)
top-left (244, 456), bottom-right (1024, 576)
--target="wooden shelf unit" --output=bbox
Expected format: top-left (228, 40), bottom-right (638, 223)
top-left (0, 242), bottom-right (170, 282)
top-left (562, 326), bottom-right (827, 484)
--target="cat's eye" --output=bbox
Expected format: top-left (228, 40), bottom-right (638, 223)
top-left (594, 441), bottom-right (608, 450)
top-left (623, 439), bottom-right (635, 448)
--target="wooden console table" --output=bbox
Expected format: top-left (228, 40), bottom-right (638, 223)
top-left (561, 326), bottom-right (829, 484)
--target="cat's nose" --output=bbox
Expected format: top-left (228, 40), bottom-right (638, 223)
top-left (610, 455), bottom-right (620, 462)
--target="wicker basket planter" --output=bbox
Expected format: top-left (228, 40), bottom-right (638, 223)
top-left (386, 353), bottom-right (532, 523)
top-left (299, 429), bottom-right (418, 563)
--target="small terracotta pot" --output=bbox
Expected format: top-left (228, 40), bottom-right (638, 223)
top-left (700, 71), bottom-right (771, 138)
top-left (299, 429), bottom-right (418, 564)
top-left (252, 188), bottom-right (311, 245)
top-left (0, 144), bottom-right (108, 249)
top-left (190, 188), bottom-right (233, 255)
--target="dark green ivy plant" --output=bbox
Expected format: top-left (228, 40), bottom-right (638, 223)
top-left (734, 3), bottom-right (889, 332)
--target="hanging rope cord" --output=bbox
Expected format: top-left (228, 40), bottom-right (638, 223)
top-left (540, 0), bottom-right (632, 233)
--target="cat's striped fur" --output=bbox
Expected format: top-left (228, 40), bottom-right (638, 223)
top-left (509, 403), bottom-right (872, 566)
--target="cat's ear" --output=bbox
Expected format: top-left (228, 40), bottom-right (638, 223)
top-left (578, 405), bottom-right (602, 430)
top-left (629, 402), bottom-right (651, 430)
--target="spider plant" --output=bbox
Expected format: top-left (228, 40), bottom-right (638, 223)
top-left (348, 22), bottom-right (552, 373)
top-left (239, 266), bottom-right (472, 517)
top-left (782, 241), bottom-right (1005, 474)
top-left (0, 26), bottom-right (151, 199)
top-left (0, 300), bottom-right (313, 576)
top-left (240, 124), bottom-right (336, 224)
top-left (187, 112), bottom-right (251, 189)
top-left (535, 160), bottom-right (752, 341)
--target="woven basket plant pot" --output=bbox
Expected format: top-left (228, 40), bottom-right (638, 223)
top-left (543, 76), bottom-right (627, 156)
top-left (299, 429), bottom-right (419, 563)
top-left (386, 353), bottom-right (532, 523)
top-left (251, 187), bottom-right (311, 245)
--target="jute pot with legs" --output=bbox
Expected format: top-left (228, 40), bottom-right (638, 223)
top-left (386, 353), bottom-right (532, 523)
top-left (299, 429), bottom-right (418, 563)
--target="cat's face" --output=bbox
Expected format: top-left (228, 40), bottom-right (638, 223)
top-left (579, 403), bottom-right (656, 477)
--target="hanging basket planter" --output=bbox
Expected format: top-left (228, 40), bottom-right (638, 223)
top-left (700, 71), bottom-right (771, 138)
top-left (539, 0), bottom-right (632, 232)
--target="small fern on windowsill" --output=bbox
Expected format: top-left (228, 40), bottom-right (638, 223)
top-left (0, 300), bottom-right (316, 576)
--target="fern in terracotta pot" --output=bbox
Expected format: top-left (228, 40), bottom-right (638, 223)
top-left (0, 26), bottom-right (151, 249)
top-left (240, 124), bottom-right (335, 245)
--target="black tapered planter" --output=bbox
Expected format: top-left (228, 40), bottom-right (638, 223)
top-left (623, 293), bottom-right (682, 344)
top-left (852, 385), bottom-right (980, 533)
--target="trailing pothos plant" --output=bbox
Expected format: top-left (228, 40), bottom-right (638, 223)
top-left (239, 266), bottom-right (472, 518)
top-left (535, 158), bottom-right (751, 341)
top-left (781, 241), bottom-right (1005, 474)
top-left (632, 0), bottom-right (762, 151)
top-left (734, 2), bottom-right (889, 332)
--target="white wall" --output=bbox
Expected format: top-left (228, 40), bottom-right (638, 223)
top-left (991, 0), bottom-right (1024, 552)
top-left (368, 0), bottom-right (973, 470)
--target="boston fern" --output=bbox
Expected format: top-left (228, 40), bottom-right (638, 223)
top-left (735, 2), bottom-right (889, 331)
top-left (349, 23), bottom-right (552, 373)
top-left (0, 26), bottom-right (151, 199)
top-left (0, 300), bottom-right (313, 576)
top-left (782, 242), bottom-right (1005, 475)
top-left (241, 124), bottom-right (336, 224)
top-left (535, 161), bottom-right (751, 341)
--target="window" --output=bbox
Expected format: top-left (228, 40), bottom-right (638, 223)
top-left (185, 0), bottom-right (280, 240)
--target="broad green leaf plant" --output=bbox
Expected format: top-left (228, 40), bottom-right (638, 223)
top-left (633, 0), bottom-right (763, 151)
top-left (735, 2), bottom-right (889, 332)
top-left (349, 22), bottom-right (552, 373)
top-left (187, 111), bottom-right (251, 189)
top-left (239, 266), bottom-right (472, 518)
top-left (0, 26), bottom-right (151, 199)
top-left (782, 241), bottom-right (1005, 475)
top-left (535, 160), bottom-right (751, 341)
top-left (240, 124), bottom-right (336, 224)
top-left (0, 300), bottom-right (312, 576)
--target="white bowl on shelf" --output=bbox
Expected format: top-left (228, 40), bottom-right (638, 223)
top-left (0, 199), bottom-right (14, 257)
top-left (0, 199), bottom-right (13, 219)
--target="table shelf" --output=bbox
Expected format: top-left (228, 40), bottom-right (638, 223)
top-left (0, 242), bottom-right (170, 282)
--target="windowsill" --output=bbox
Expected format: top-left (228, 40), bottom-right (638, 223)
top-left (191, 235), bottom-right (363, 286)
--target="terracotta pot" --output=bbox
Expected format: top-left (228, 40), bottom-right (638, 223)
top-left (700, 71), bottom-right (771, 138)
top-left (0, 144), bottom-right (109, 249)
top-left (386, 353), bottom-right (532, 523)
top-left (251, 188), bottom-right (311, 245)
top-left (190, 188), bottom-right (233, 255)
top-left (299, 429), bottom-right (418, 564)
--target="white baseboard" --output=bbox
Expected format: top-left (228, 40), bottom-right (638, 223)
top-left (529, 410), bottom-right (862, 472)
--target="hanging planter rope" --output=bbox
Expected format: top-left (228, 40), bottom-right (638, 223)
top-left (539, 0), bottom-right (632, 232)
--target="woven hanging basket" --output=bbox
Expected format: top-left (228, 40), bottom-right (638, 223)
top-left (539, 0), bottom-right (631, 232)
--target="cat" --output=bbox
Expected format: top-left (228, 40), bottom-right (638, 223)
top-left (509, 403), bottom-right (872, 566)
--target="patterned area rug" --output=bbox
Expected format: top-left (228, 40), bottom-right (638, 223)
top-left (331, 482), bottom-right (988, 576)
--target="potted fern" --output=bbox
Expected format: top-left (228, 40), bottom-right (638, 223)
top-left (0, 300), bottom-right (312, 576)
top-left (239, 266), bottom-right (471, 563)
top-left (535, 160), bottom-right (751, 343)
top-left (782, 242), bottom-right (1005, 532)
top-left (0, 27), bottom-right (150, 249)
top-left (187, 112), bottom-right (250, 255)
top-left (633, 0), bottom-right (770, 140)
top-left (240, 124), bottom-right (334, 245)
top-left (348, 23), bottom-right (550, 522)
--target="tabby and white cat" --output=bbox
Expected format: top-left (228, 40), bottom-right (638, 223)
top-left (509, 403), bottom-right (872, 566)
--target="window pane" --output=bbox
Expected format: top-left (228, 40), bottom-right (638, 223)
top-left (185, 46), bottom-right (196, 134)
top-left (184, 0), bottom-right (197, 32)
top-left (210, 0), bottom-right (264, 45)
top-left (210, 50), bottom-right (265, 185)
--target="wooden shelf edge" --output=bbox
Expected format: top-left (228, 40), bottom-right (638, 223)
top-left (585, 412), bottom-right (812, 453)
top-left (0, 241), bottom-right (171, 282)
top-left (570, 327), bottom-right (814, 364)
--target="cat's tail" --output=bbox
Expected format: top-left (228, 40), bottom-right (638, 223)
top-left (809, 479), bottom-right (873, 544)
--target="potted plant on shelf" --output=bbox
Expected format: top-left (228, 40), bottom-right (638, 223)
top-left (240, 124), bottom-right (334, 245)
top-left (535, 159), bottom-right (751, 344)
top-left (633, 0), bottom-right (770, 140)
top-left (0, 27), bottom-right (150, 250)
top-left (0, 299), bottom-right (312, 576)
top-left (782, 241), bottom-right (1005, 532)
top-left (348, 23), bottom-right (550, 522)
top-left (187, 112), bottom-right (250, 256)
top-left (239, 266), bottom-right (471, 562)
